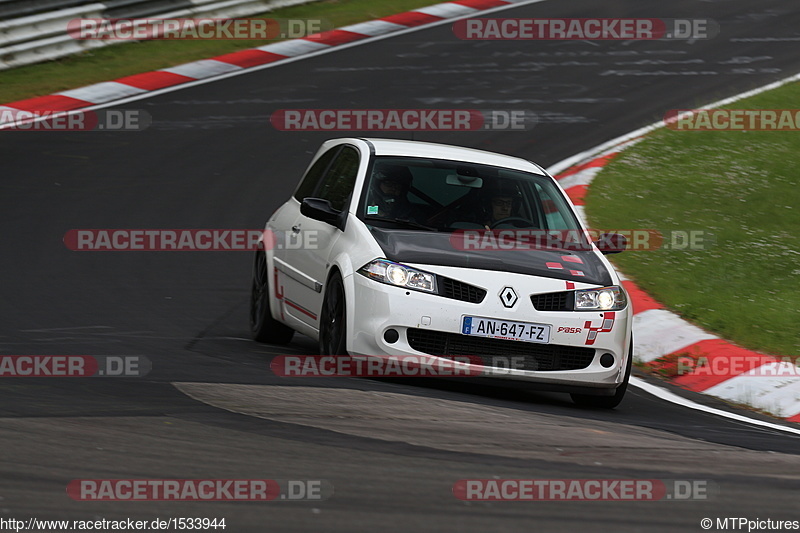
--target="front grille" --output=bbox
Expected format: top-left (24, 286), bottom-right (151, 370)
top-left (531, 291), bottom-right (572, 311)
top-left (440, 278), bottom-right (486, 303)
top-left (406, 328), bottom-right (595, 371)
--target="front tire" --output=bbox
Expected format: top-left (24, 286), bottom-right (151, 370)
top-left (571, 339), bottom-right (633, 409)
top-left (319, 271), bottom-right (347, 355)
top-left (250, 251), bottom-right (294, 344)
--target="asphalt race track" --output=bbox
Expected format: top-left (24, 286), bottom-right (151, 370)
top-left (2, 0), bottom-right (800, 530)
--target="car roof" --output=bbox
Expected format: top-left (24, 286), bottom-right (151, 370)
top-left (354, 138), bottom-right (547, 175)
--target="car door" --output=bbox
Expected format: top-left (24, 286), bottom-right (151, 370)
top-left (281, 144), bottom-right (360, 330)
top-left (271, 145), bottom-right (340, 330)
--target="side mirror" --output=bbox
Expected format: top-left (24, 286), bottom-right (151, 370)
top-left (301, 198), bottom-right (345, 230)
top-left (595, 232), bottom-right (627, 254)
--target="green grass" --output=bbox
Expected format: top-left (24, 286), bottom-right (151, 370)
top-left (586, 82), bottom-right (800, 356)
top-left (0, 0), bottom-right (440, 104)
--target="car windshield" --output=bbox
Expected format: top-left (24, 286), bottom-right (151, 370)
top-left (359, 156), bottom-right (583, 234)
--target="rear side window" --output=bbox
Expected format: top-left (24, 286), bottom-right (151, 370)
top-left (293, 147), bottom-right (339, 202)
top-left (315, 146), bottom-right (360, 212)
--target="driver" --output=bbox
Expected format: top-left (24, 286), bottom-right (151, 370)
top-left (367, 164), bottom-right (415, 219)
top-left (481, 181), bottom-right (521, 229)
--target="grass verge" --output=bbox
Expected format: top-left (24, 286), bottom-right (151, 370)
top-left (0, 0), bottom-right (441, 104)
top-left (586, 81), bottom-right (800, 356)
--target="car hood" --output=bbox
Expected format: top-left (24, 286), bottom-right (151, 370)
top-left (369, 227), bottom-right (613, 286)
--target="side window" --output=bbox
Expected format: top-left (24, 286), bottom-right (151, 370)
top-left (293, 147), bottom-right (340, 202)
top-left (316, 146), bottom-right (360, 212)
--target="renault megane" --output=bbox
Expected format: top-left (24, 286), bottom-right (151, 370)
top-left (250, 138), bottom-right (633, 408)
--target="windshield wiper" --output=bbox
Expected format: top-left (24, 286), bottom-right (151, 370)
top-left (363, 215), bottom-right (438, 232)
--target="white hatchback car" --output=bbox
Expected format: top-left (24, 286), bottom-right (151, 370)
top-left (251, 138), bottom-right (633, 408)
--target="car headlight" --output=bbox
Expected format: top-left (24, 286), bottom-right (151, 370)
top-left (358, 259), bottom-right (437, 293)
top-left (575, 286), bottom-right (627, 311)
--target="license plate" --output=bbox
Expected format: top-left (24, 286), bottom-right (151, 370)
top-left (461, 316), bottom-right (551, 344)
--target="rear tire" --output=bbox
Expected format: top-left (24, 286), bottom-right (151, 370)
top-left (250, 251), bottom-right (294, 344)
top-left (571, 340), bottom-right (633, 409)
top-left (319, 271), bottom-right (347, 355)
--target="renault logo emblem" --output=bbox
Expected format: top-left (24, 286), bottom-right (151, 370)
top-left (499, 287), bottom-right (518, 308)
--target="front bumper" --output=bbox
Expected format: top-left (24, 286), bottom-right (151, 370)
top-left (348, 266), bottom-right (631, 391)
